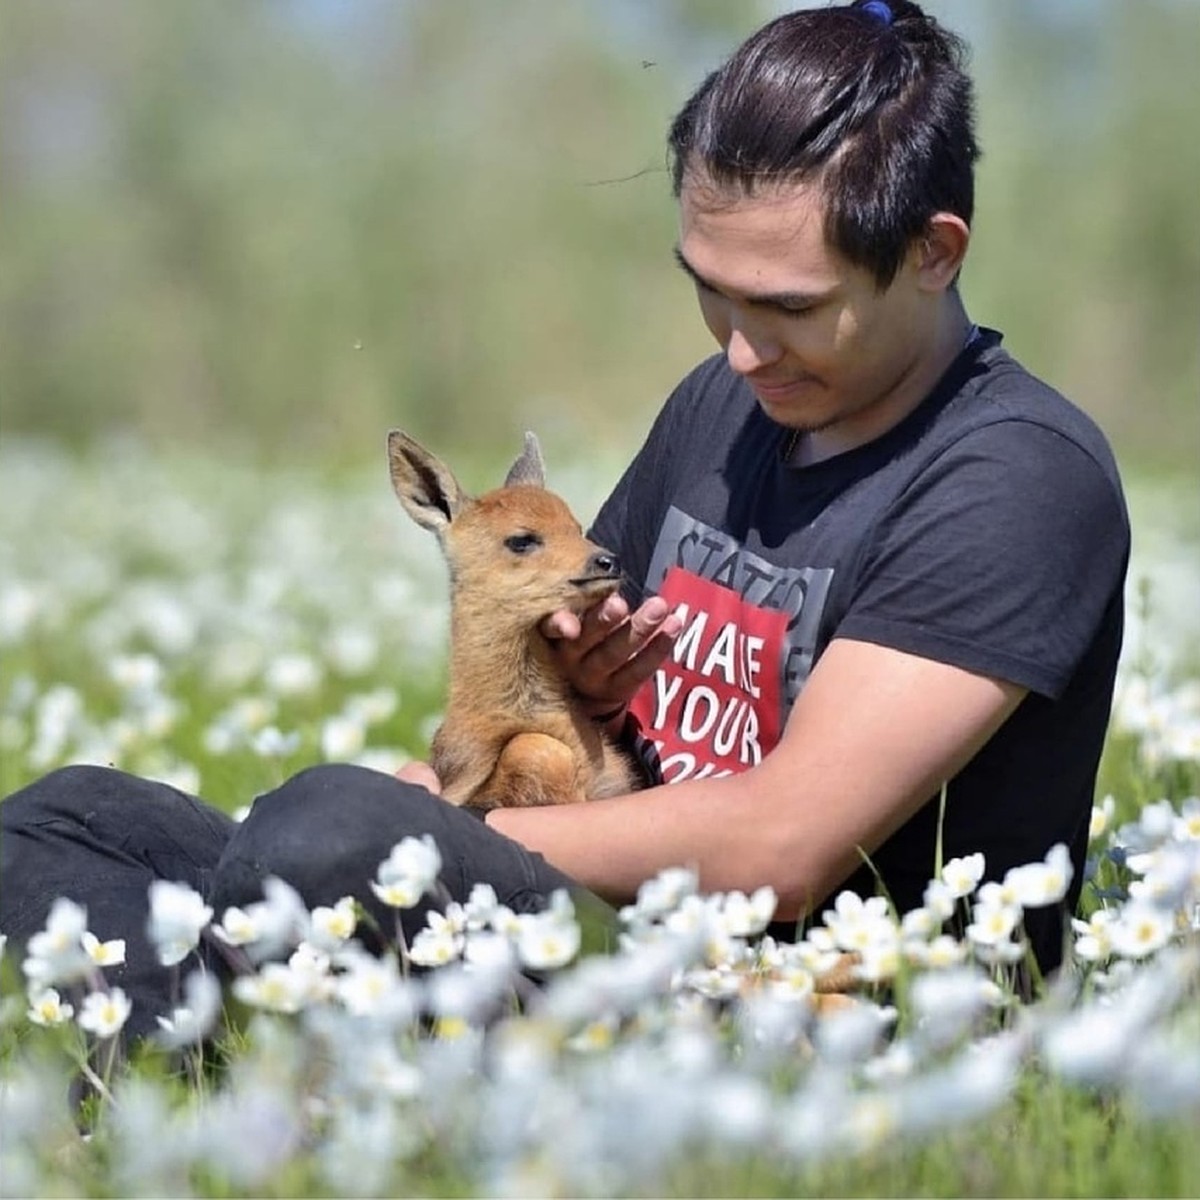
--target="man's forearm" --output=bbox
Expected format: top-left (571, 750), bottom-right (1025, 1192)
top-left (484, 769), bottom-right (857, 922)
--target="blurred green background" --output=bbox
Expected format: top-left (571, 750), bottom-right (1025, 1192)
top-left (1, 0), bottom-right (1197, 477)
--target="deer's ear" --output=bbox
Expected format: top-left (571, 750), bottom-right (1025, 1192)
top-left (387, 431), bottom-right (467, 535)
top-left (503, 432), bottom-right (546, 489)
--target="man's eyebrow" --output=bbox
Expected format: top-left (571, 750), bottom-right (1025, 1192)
top-left (672, 245), bottom-right (831, 309)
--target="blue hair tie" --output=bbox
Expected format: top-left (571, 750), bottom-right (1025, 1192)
top-left (861, 0), bottom-right (894, 26)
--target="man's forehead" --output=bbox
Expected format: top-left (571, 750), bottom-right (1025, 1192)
top-left (678, 174), bottom-right (846, 285)
top-left (680, 175), bottom-right (828, 244)
top-left (680, 166), bottom-right (828, 218)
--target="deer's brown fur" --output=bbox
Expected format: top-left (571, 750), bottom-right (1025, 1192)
top-left (388, 430), bottom-right (641, 811)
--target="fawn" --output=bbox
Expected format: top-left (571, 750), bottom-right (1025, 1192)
top-left (387, 430), bottom-right (642, 811)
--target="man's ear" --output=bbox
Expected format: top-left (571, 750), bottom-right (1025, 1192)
top-left (914, 212), bottom-right (970, 292)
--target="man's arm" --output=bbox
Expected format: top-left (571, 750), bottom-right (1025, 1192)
top-left (487, 636), bottom-right (1026, 919)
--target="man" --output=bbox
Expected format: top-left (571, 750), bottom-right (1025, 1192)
top-left (1, 0), bottom-right (1127, 1034)
top-left (480, 0), bottom-right (1129, 969)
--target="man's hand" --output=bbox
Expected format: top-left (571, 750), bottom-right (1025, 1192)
top-left (395, 760), bottom-right (442, 795)
top-left (541, 594), bottom-right (683, 720)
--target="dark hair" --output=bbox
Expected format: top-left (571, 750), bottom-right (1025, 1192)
top-left (667, 0), bottom-right (980, 289)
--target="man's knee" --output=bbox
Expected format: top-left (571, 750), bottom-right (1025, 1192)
top-left (2, 763), bottom-right (126, 826)
top-left (212, 765), bottom-right (447, 911)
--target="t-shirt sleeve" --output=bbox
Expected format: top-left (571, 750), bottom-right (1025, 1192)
top-left (835, 420), bottom-right (1129, 699)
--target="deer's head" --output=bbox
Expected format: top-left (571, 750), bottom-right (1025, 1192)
top-left (387, 431), bottom-right (623, 629)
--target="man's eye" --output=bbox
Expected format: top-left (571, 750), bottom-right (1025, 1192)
top-left (777, 302), bottom-right (814, 318)
top-left (504, 532), bottom-right (543, 554)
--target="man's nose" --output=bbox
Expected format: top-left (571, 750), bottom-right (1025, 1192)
top-left (725, 323), bottom-right (783, 375)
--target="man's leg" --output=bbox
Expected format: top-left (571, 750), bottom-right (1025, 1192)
top-left (210, 763), bottom-right (604, 947)
top-left (0, 765), bottom-right (237, 1040)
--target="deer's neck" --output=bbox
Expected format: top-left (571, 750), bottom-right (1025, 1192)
top-left (443, 601), bottom-right (572, 721)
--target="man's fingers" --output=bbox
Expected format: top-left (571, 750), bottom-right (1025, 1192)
top-left (576, 593), bottom-right (630, 645)
top-left (395, 760), bottom-right (442, 796)
top-left (600, 620), bottom-right (681, 697)
top-left (541, 610), bottom-right (582, 641)
top-left (584, 596), bottom-right (678, 670)
top-left (626, 596), bottom-right (673, 644)
top-left (569, 601), bottom-right (683, 707)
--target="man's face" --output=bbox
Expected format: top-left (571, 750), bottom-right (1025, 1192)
top-left (677, 176), bottom-right (940, 445)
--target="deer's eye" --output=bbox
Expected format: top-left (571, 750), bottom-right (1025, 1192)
top-left (504, 532), bottom-right (542, 555)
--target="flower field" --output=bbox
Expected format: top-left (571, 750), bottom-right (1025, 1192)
top-left (1, 437), bottom-right (1198, 1197)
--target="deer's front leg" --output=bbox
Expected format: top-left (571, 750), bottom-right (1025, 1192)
top-left (479, 732), bottom-right (587, 808)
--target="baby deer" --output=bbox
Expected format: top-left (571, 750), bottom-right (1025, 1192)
top-left (387, 430), bottom-right (642, 811)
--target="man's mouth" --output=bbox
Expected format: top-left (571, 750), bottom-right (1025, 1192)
top-left (750, 374), bottom-right (817, 397)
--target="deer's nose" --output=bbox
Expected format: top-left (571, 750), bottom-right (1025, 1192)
top-left (588, 550), bottom-right (621, 578)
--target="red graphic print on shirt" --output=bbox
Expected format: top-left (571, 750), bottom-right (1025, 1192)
top-left (630, 565), bottom-right (788, 783)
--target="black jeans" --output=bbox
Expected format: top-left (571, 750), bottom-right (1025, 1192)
top-left (0, 763), bottom-right (590, 1039)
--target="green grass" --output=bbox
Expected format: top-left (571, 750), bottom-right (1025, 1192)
top-left (1, 443), bottom-right (1198, 1196)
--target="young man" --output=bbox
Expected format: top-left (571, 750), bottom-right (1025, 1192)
top-left (1, 0), bottom-right (1127, 1034)
top-left (481, 0), bottom-right (1129, 968)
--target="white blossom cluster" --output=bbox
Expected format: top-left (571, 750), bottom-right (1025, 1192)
top-left (0, 441), bottom-right (1197, 1195)
top-left (3, 788), bottom-right (1198, 1197)
top-left (0, 439), bottom-right (451, 795)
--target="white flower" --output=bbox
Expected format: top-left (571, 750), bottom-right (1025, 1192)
top-left (27, 987), bottom-right (74, 1026)
top-left (320, 713), bottom-right (366, 761)
top-left (1090, 795), bottom-right (1116, 842)
top-left (624, 866), bottom-right (700, 921)
top-left (264, 652), bottom-right (321, 697)
top-left (1174, 796), bottom-right (1200, 841)
top-left (973, 936), bottom-right (1028, 966)
top-left (462, 882), bottom-right (501, 930)
top-left (976, 878), bottom-right (1021, 910)
top-left (370, 835), bottom-right (442, 910)
top-left (906, 933), bottom-right (968, 969)
top-left (922, 878), bottom-right (957, 921)
top-left (345, 687), bottom-right (398, 726)
top-left (156, 970), bottom-right (223, 1048)
top-left (213, 906), bottom-right (259, 946)
top-left (1041, 1004), bottom-right (1131, 1087)
top-left (409, 912), bottom-right (465, 968)
top-left (250, 725), bottom-right (302, 758)
top-left (1072, 909), bottom-right (1116, 962)
top-left (232, 962), bottom-right (310, 1014)
top-left (1127, 842), bottom-right (1197, 910)
top-left (77, 988), bottom-right (133, 1039)
top-left (1108, 903), bottom-right (1174, 959)
top-left (82, 931), bottom-right (126, 968)
top-left (941, 852), bottom-right (986, 898)
top-left (309, 896), bottom-right (358, 951)
top-left (286, 944), bottom-right (336, 1004)
top-left (855, 936), bottom-right (902, 983)
top-left (516, 909), bottom-right (581, 971)
top-left (716, 886), bottom-right (777, 937)
top-left (1003, 843), bottom-right (1073, 908)
top-left (822, 892), bottom-right (897, 953)
top-left (325, 627), bottom-right (379, 676)
top-left (909, 965), bottom-right (990, 1046)
top-left (786, 927), bottom-right (846, 978)
top-left (764, 963), bottom-right (817, 1001)
top-left (334, 949), bottom-right (414, 1023)
top-left (109, 652), bottom-right (163, 693)
top-left (147, 880), bottom-right (213, 966)
top-left (214, 878), bottom-right (309, 961)
top-left (814, 1001), bottom-right (892, 1066)
top-left (463, 931), bottom-right (516, 974)
top-left (965, 900), bottom-right (1020, 948)
top-left (900, 906), bottom-right (939, 940)
top-left (23, 897), bottom-right (91, 987)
